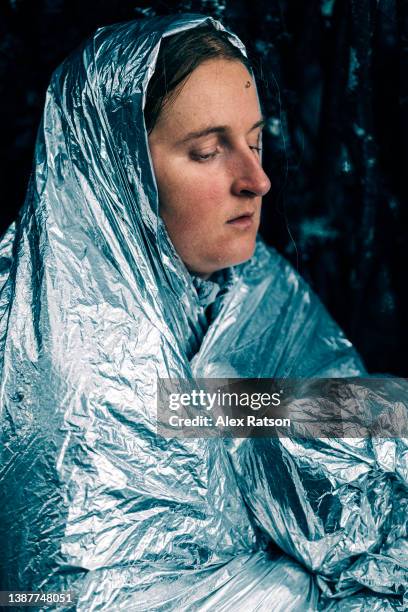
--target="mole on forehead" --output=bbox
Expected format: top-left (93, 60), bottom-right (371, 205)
top-left (245, 80), bottom-right (251, 88)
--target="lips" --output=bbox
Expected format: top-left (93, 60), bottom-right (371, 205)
top-left (226, 211), bottom-right (255, 229)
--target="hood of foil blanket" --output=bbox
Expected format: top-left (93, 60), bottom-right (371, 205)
top-left (1, 12), bottom-right (406, 612)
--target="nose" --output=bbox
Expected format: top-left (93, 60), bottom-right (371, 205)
top-left (231, 148), bottom-right (271, 198)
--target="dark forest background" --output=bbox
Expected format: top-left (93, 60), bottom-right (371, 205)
top-left (0, 0), bottom-right (406, 375)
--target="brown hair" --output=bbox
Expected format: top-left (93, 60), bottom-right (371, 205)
top-left (144, 24), bottom-right (253, 133)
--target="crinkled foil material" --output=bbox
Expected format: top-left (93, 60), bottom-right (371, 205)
top-left (0, 13), bottom-right (406, 611)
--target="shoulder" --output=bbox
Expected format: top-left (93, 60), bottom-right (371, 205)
top-left (236, 237), bottom-right (310, 299)
top-left (232, 237), bottom-right (366, 376)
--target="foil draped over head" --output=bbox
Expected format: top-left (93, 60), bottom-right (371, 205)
top-left (36, 14), bottom-right (247, 360)
top-left (1, 12), bottom-right (405, 611)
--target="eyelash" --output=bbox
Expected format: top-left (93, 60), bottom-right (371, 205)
top-left (191, 145), bottom-right (263, 163)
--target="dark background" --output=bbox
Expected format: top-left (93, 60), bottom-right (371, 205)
top-left (0, 0), bottom-right (406, 375)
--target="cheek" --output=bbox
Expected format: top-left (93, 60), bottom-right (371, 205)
top-left (158, 163), bottom-right (227, 229)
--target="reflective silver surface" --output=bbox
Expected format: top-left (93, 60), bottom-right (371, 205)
top-left (0, 13), bottom-right (405, 611)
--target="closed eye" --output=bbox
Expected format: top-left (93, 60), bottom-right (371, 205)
top-left (190, 142), bottom-right (262, 162)
top-left (190, 149), bottom-right (220, 162)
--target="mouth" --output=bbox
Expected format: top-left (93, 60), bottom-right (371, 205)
top-left (226, 211), bottom-right (255, 229)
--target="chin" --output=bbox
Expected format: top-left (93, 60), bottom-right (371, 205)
top-left (232, 238), bottom-right (257, 265)
top-left (191, 239), bottom-right (257, 277)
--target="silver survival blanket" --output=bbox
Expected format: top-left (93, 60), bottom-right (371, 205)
top-left (0, 14), bottom-right (406, 611)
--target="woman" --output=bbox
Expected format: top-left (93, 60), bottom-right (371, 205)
top-left (0, 13), bottom-right (405, 611)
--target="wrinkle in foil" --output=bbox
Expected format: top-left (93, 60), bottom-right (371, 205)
top-left (0, 13), bottom-right (406, 611)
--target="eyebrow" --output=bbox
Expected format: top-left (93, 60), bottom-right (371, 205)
top-left (178, 117), bottom-right (266, 144)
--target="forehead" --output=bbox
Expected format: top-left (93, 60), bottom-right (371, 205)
top-left (156, 59), bottom-right (261, 136)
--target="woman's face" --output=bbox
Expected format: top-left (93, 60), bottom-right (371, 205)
top-left (148, 59), bottom-right (271, 279)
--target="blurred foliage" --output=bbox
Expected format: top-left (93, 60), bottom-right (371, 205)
top-left (0, 0), bottom-right (406, 374)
